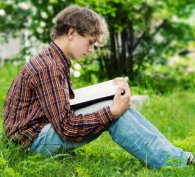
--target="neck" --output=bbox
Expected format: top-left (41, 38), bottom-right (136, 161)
top-left (54, 36), bottom-right (70, 59)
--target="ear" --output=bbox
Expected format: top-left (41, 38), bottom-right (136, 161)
top-left (67, 28), bottom-right (76, 41)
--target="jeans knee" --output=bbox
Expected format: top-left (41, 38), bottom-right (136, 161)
top-left (108, 115), bottom-right (134, 144)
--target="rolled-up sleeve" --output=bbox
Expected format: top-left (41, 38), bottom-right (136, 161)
top-left (31, 66), bottom-right (115, 141)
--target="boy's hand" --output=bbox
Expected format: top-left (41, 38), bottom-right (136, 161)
top-left (110, 77), bottom-right (131, 118)
top-left (113, 77), bottom-right (128, 87)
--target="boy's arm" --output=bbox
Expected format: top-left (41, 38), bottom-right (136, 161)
top-left (32, 66), bottom-right (116, 141)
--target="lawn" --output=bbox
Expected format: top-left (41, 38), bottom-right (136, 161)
top-left (0, 63), bottom-right (194, 177)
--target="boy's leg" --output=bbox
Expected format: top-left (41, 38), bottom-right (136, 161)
top-left (108, 107), bottom-right (191, 168)
top-left (31, 101), bottom-right (112, 156)
top-left (31, 123), bottom-right (101, 156)
top-left (129, 108), bottom-right (166, 139)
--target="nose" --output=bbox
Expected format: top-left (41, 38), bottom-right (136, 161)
top-left (88, 44), bottom-right (95, 53)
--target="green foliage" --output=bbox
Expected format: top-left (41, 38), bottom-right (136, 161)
top-left (0, 62), bottom-right (24, 119)
top-left (137, 59), bottom-right (195, 94)
top-left (61, 0), bottom-right (195, 78)
top-left (0, 0), bottom-right (195, 79)
top-left (133, 72), bottom-right (195, 95)
top-left (72, 59), bottom-right (110, 88)
top-left (0, 0), bottom-right (72, 42)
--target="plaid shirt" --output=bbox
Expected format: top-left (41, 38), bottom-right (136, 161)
top-left (4, 42), bottom-right (114, 147)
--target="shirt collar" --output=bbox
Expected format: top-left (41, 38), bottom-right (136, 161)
top-left (49, 41), bottom-right (72, 69)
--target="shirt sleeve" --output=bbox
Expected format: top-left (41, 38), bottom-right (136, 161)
top-left (31, 66), bottom-right (115, 141)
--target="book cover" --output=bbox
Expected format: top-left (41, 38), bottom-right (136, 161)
top-left (70, 80), bottom-right (118, 110)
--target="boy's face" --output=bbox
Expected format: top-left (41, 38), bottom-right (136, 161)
top-left (68, 30), bottom-right (96, 61)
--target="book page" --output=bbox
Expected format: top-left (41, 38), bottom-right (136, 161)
top-left (70, 80), bottom-right (117, 105)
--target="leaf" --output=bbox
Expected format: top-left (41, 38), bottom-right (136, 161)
top-left (0, 157), bottom-right (7, 167)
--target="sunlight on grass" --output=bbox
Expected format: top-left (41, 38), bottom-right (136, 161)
top-left (173, 136), bottom-right (195, 151)
top-left (140, 91), bottom-right (195, 141)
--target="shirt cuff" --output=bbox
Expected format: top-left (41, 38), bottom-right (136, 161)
top-left (98, 106), bottom-right (115, 126)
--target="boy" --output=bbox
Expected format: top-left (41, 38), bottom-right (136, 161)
top-left (4, 6), bottom-right (194, 168)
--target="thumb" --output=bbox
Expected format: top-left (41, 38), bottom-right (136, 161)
top-left (115, 86), bottom-right (123, 96)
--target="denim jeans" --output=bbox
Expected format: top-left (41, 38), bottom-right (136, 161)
top-left (31, 101), bottom-right (191, 168)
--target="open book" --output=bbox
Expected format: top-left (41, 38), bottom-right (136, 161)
top-left (70, 80), bottom-right (119, 110)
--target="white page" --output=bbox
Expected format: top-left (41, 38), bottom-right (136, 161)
top-left (70, 80), bottom-right (118, 105)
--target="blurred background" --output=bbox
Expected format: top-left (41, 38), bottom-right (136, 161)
top-left (0, 0), bottom-right (195, 92)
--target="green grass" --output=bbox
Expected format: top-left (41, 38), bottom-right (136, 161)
top-left (0, 63), bottom-right (195, 177)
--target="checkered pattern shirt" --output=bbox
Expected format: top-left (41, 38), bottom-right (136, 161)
top-left (4, 42), bottom-right (114, 147)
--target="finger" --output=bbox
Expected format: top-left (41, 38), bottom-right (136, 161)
top-left (126, 87), bottom-right (131, 96)
top-left (112, 79), bottom-right (117, 85)
top-left (121, 84), bottom-right (130, 96)
top-left (113, 78), bottom-right (123, 85)
top-left (115, 86), bottom-right (123, 96)
top-left (116, 76), bottom-right (128, 80)
top-left (115, 77), bottom-right (128, 83)
top-left (115, 77), bottom-right (125, 80)
top-left (125, 98), bottom-right (131, 107)
top-left (113, 78), bottom-right (125, 85)
top-left (115, 81), bottom-right (128, 88)
top-left (124, 82), bottom-right (131, 93)
top-left (124, 77), bottom-right (129, 81)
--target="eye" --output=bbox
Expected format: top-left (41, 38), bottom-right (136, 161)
top-left (89, 40), bottom-right (94, 45)
top-left (89, 39), bottom-right (97, 45)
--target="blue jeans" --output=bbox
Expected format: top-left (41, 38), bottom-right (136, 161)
top-left (31, 105), bottom-right (190, 169)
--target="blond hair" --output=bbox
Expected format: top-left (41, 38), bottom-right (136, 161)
top-left (50, 6), bottom-right (109, 47)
